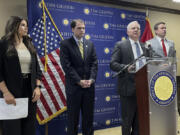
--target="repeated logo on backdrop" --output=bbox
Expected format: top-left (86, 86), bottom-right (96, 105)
top-left (28, 0), bottom-right (146, 134)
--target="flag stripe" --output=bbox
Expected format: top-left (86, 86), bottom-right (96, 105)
top-left (51, 50), bottom-right (65, 94)
top-left (46, 55), bottom-right (66, 107)
top-left (40, 58), bottom-right (66, 107)
top-left (55, 49), bottom-right (65, 75)
top-left (48, 52), bottom-right (65, 86)
top-left (51, 50), bottom-right (65, 85)
top-left (48, 54), bottom-right (66, 100)
top-left (39, 90), bottom-right (53, 116)
top-left (40, 82), bottom-right (58, 114)
top-left (46, 64), bottom-right (66, 106)
top-left (37, 107), bottom-right (44, 121)
top-left (39, 58), bottom-right (66, 109)
top-left (37, 90), bottom-right (50, 118)
top-left (41, 74), bottom-right (61, 111)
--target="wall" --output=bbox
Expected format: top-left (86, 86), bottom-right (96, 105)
top-left (0, 0), bottom-right (27, 37)
top-left (1, 0), bottom-right (179, 74)
top-left (0, 0), bottom-right (179, 134)
top-left (0, 1), bottom-right (26, 134)
top-left (148, 11), bottom-right (180, 75)
top-left (71, 0), bottom-right (180, 75)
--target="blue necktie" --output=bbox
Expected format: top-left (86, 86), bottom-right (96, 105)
top-left (135, 42), bottom-right (143, 68)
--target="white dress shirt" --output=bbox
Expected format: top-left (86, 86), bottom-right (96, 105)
top-left (156, 36), bottom-right (170, 54)
top-left (73, 35), bottom-right (83, 46)
top-left (129, 38), bottom-right (145, 70)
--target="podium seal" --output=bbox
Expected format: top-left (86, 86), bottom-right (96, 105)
top-left (150, 71), bottom-right (176, 106)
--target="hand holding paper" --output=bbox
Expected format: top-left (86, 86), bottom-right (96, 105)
top-left (0, 98), bottom-right (28, 120)
top-left (3, 91), bottom-right (16, 105)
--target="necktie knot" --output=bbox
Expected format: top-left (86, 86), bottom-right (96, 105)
top-left (78, 40), bottom-right (82, 45)
top-left (135, 42), bottom-right (138, 46)
top-left (161, 39), bottom-right (164, 43)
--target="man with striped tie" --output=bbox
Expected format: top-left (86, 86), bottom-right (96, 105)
top-left (60, 19), bottom-right (98, 135)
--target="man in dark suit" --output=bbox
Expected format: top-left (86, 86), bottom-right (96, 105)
top-left (60, 19), bottom-right (98, 135)
top-left (110, 21), bottom-right (147, 135)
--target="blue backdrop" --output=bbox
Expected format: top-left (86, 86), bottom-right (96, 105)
top-left (27, 0), bottom-right (146, 135)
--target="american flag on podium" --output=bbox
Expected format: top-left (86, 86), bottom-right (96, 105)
top-left (29, 3), bottom-right (67, 124)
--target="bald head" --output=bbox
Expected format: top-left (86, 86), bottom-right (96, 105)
top-left (127, 21), bottom-right (141, 41)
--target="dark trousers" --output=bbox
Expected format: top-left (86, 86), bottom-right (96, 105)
top-left (66, 88), bottom-right (95, 135)
top-left (120, 96), bottom-right (139, 135)
top-left (2, 75), bottom-right (37, 135)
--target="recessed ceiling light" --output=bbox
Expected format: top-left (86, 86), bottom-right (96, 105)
top-left (173, 0), bottom-right (180, 3)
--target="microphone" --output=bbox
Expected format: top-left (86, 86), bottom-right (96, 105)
top-left (168, 46), bottom-right (176, 57)
top-left (145, 43), bottom-right (163, 58)
top-left (146, 43), bottom-right (153, 58)
top-left (145, 42), bottom-right (154, 58)
top-left (168, 46), bottom-right (176, 64)
top-left (112, 54), bottom-right (145, 78)
top-left (145, 43), bottom-right (151, 49)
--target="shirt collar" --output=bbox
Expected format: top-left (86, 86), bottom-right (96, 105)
top-left (73, 35), bottom-right (83, 44)
top-left (156, 36), bottom-right (167, 42)
top-left (129, 38), bottom-right (140, 45)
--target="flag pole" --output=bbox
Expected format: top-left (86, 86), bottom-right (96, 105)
top-left (42, 1), bottom-right (48, 134)
top-left (45, 123), bottom-right (48, 135)
top-left (42, 0), bottom-right (48, 72)
top-left (146, 8), bottom-right (149, 18)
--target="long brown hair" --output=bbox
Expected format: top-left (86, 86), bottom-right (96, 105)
top-left (2, 16), bottom-right (36, 56)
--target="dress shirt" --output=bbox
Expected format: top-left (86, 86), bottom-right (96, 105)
top-left (156, 36), bottom-right (169, 54)
top-left (73, 35), bottom-right (83, 46)
top-left (129, 38), bottom-right (143, 59)
top-left (129, 38), bottom-right (145, 70)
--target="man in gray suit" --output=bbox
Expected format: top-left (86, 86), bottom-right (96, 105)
top-left (110, 21), bottom-right (147, 135)
top-left (146, 22), bottom-right (175, 57)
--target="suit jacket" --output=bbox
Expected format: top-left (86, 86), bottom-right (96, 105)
top-left (147, 36), bottom-right (175, 57)
top-left (60, 36), bottom-right (98, 94)
top-left (0, 39), bottom-right (42, 98)
top-left (110, 39), bottom-right (147, 96)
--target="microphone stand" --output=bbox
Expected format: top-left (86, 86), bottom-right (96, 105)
top-left (112, 54), bottom-right (145, 78)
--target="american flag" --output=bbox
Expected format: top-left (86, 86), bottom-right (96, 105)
top-left (29, 10), bottom-right (67, 124)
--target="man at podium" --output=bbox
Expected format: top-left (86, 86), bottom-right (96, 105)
top-left (110, 21), bottom-right (147, 135)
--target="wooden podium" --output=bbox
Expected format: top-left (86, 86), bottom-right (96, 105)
top-left (135, 58), bottom-right (177, 135)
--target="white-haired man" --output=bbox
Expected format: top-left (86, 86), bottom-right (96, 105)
top-left (110, 21), bottom-right (148, 135)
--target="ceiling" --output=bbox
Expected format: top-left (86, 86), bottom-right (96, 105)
top-left (122, 0), bottom-right (180, 10)
top-left (89, 0), bottom-right (180, 14)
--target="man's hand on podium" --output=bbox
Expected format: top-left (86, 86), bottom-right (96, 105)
top-left (128, 64), bottom-right (135, 73)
